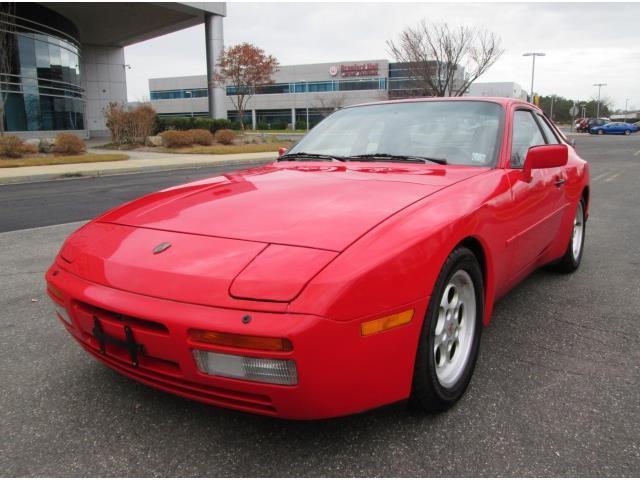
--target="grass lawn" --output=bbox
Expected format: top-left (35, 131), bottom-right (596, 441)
top-left (0, 153), bottom-right (129, 168)
top-left (162, 143), bottom-right (292, 155)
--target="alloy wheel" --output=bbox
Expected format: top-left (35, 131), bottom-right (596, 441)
top-left (572, 201), bottom-right (584, 261)
top-left (433, 270), bottom-right (477, 388)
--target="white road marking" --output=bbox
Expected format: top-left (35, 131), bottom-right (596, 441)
top-left (604, 171), bottom-right (624, 182)
top-left (592, 172), bottom-right (610, 182)
top-left (634, 149), bottom-right (640, 157)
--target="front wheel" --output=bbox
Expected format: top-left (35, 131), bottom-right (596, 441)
top-left (597, 129), bottom-right (604, 135)
top-left (411, 247), bottom-right (483, 413)
top-left (624, 130), bottom-right (631, 136)
top-left (551, 199), bottom-right (586, 273)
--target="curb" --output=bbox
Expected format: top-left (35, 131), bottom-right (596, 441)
top-left (0, 157), bottom-right (274, 185)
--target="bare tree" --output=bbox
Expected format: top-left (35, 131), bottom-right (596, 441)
top-left (0, 3), bottom-right (17, 135)
top-left (387, 21), bottom-right (504, 97)
top-left (214, 43), bottom-right (278, 131)
top-left (312, 93), bottom-right (347, 117)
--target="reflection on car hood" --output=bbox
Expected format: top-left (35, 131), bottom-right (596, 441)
top-left (99, 162), bottom-right (486, 251)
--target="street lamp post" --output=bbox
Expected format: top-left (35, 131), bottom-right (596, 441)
top-left (522, 52), bottom-right (546, 103)
top-left (185, 90), bottom-right (193, 118)
top-left (593, 83), bottom-right (606, 119)
top-left (625, 98), bottom-right (630, 120)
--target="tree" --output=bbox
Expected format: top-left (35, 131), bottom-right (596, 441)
top-left (0, 3), bottom-right (17, 135)
top-left (214, 43), bottom-right (278, 131)
top-left (387, 21), bottom-right (504, 97)
top-left (312, 93), bottom-right (347, 117)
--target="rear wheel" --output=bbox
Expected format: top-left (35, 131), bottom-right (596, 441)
top-left (597, 129), bottom-right (604, 135)
top-left (551, 199), bottom-right (585, 273)
top-left (624, 130), bottom-right (631, 136)
top-left (411, 247), bottom-right (483, 413)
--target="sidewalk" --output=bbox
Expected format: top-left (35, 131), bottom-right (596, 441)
top-left (0, 148), bottom-right (278, 185)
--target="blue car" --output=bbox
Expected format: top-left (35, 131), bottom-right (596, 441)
top-left (590, 122), bottom-right (639, 135)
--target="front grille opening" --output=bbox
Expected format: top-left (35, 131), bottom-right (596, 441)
top-left (76, 302), bottom-right (169, 334)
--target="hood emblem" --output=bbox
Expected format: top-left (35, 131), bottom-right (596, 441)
top-left (153, 242), bottom-right (172, 255)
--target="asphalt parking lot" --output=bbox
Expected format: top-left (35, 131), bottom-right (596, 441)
top-left (1, 136), bottom-right (639, 476)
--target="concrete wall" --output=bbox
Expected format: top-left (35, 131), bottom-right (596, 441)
top-left (81, 45), bottom-right (128, 137)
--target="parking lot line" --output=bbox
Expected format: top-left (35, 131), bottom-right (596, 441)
top-left (592, 172), bottom-right (610, 182)
top-left (604, 171), bottom-right (624, 182)
top-left (634, 149), bottom-right (640, 156)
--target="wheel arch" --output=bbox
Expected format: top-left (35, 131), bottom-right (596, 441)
top-left (582, 185), bottom-right (590, 219)
top-left (455, 235), bottom-right (495, 327)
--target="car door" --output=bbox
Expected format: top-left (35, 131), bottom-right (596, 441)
top-left (505, 109), bottom-right (567, 276)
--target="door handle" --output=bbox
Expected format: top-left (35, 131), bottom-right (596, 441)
top-left (555, 178), bottom-right (566, 187)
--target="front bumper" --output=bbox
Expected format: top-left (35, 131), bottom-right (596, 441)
top-left (46, 264), bottom-right (427, 420)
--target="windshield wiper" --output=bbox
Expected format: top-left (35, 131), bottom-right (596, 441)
top-left (279, 152), bottom-right (345, 162)
top-left (345, 154), bottom-right (447, 165)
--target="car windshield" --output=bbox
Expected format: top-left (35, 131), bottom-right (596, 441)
top-left (287, 101), bottom-right (503, 167)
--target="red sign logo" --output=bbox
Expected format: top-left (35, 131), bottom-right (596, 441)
top-left (340, 63), bottom-right (379, 77)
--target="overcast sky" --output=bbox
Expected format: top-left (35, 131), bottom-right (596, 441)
top-left (124, 2), bottom-right (640, 110)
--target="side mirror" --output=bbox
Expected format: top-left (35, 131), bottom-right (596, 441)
top-left (278, 147), bottom-right (288, 157)
top-left (523, 144), bottom-right (568, 181)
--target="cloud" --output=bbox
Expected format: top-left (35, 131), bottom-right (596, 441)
top-left (125, 2), bottom-right (640, 108)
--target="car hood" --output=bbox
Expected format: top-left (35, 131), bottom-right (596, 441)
top-left (99, 162), bottom-right (485, 252)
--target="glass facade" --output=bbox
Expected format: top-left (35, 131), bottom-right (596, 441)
top-left (150, 88), bottom-right (208, 100)
top-left (225, 78), bottom-right (387, 97)
top-left (1, 4), bottom-right (84, 132)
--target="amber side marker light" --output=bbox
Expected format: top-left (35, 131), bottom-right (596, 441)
top-left (361, 309), bottom-right (414, 336)
top-left (189, 329), bottom-right (293, 352)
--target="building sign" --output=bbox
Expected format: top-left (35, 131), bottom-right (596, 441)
top-left (340, 63), bottom-right (379, 77)
top-left (328, 65), bottom-right (338, 76)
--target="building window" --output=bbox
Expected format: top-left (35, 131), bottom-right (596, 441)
top-left (224, 78), bottom-right (387, 97)
top-left (150, 88), bottom-right (207, 100)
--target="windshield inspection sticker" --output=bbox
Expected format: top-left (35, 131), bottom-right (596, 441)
top-left (471, 152), bottom-right (486, 164)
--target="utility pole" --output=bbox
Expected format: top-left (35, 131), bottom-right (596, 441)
top-left (625, 98), bottom-right (630, 120)
top-left (550, 96), bottom-right (554, 121)
top-left (593, 83), bottom-right (606, 118)
top-left (523, 52), bottom-right (546, 103)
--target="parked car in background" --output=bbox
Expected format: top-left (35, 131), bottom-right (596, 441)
top-left (590, 122), bottom-right (639, 135)
top-left (577, 117), bottom-right (608, 133)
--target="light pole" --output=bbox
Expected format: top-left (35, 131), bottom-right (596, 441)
top-left (593, 83), bottom-right (606, 119)
top-left (185, 90), bottom-right (193, 118)
top-left (625, 98), bottom-right (630, 120)
top-left (523, 52), bottom-right (545, 103)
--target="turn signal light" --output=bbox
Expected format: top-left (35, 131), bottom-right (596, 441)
top-left (188, 329), bottom-right (293, 352)
top-left (361, 309), bottom-right (414, 336)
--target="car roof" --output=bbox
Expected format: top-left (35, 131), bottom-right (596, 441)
top-left (344, 96), bottom-right (539, 112)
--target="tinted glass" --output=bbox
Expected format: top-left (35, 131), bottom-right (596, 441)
top-left (511, 110), bottom-right (545, 168)
top-left (536, 114), bottom-right (560, 144)
top-left (288, 101), bottom-right (503, 167)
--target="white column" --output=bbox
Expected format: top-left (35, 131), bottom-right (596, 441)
top-left (291, 108), bottom-right (296, 130)
top-left (204, 13), bottom-right (226, 119)
top-left (251, 110), bottom-right (257, 130)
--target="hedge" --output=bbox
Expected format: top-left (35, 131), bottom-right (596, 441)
top-left (156, 116), bottom-right (234, 134)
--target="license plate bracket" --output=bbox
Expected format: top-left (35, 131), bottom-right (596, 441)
top-left (92, 315), bottom-right (144, 367)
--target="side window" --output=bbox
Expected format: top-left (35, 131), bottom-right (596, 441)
top-left (511, 110), bottom-right (545, 168)
top-left (536, 114), bottom-right (560, 144)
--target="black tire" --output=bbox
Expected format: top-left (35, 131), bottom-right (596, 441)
top-left (624, 130), bottom-right (631, 136)
top-left (411, 246), bottom-right (484, 413)
top-left (551, 199), bottom-right (586, 273)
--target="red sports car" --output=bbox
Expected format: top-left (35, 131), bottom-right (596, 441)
top-left (46, 98), bottom-right (589, 419)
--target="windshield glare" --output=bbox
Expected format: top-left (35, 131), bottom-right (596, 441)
top-left (289, 101), bottom-right (503, 167)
